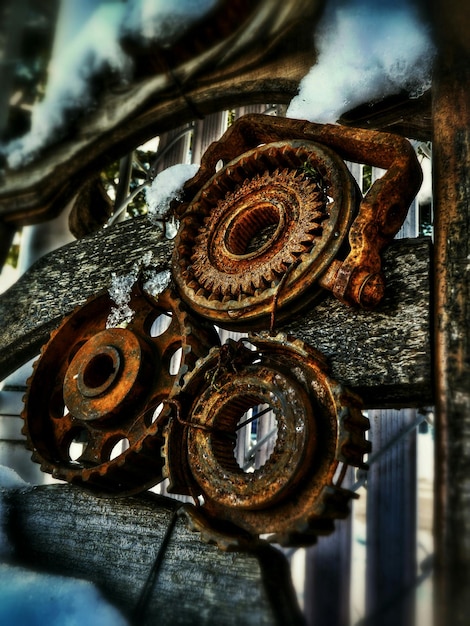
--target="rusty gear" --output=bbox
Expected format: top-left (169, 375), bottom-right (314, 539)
top-left (175, 114), bottom-right (422, 318)
top-left (172, 140), bottom-right (359, 328)
top-left (163, 332), bottom-right (370, 545)
top-left (21, 286), bottom-right (218, 495)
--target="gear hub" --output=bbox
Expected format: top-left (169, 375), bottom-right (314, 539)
top-left (163, 332), bottom-right (370, 545)
top-left (21, 286), bottom-right (218, 495)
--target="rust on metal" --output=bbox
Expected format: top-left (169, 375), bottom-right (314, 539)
top-left (173, 140), bottom-right (359, 327)
top-left (21, 286), bottom-right (218, 495)
top-left (173, 114), bottom-right (422, 326)
top-left (163, 332), bottom-right (371, 545)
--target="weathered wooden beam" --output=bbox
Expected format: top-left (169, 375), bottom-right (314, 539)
top-left (338, 90), bottom-right (432, 142)
top-left (2, 484), bottom-right (303, 626)
top-left (283, 237), bottom-right (432, 408)
top-left (0, 222), bottom-right (432, 408)
top-left (0, 217), bottom-right (170, 380)
top-left (432, 2), bottom-right (470, 624)
top-left (0, 0), bottom-right (321, 227)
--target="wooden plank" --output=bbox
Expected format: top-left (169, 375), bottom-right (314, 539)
top-left (283, 237), bottom-right (432, 408)
top-left (0, 217), bottom-right (170, 381)
top-left (2, 484), bottom-right (304, 626)
top-left (432, 3), bottom-right (470, 624)
top-left (0, 0), bottom-right (321, 226)
top-left (0, 229), bottom-right (432, 407)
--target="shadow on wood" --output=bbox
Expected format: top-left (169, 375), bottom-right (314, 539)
top-left (2, 484), bottom-right (304, 626)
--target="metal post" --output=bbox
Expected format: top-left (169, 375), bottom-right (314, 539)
top-left (432, 2), bottom-right (470, 623)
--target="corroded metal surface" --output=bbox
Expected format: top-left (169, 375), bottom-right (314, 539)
top-left (173, 114), bottom-right (422, 326)
top-left (21, 286), bottom-right (218, 495)
top-left (163, 332), bottom-right (370, 545)
top-left (173, 140), bottom-right (359, 327)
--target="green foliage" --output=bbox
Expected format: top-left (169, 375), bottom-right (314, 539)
top-left (5, 243), bottom-right (20, 268)
top-left (362, 164), bottom-right (372, 193)
top-left (100, 148), bottom-right (158, 219)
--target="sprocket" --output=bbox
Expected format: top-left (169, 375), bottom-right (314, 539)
top-left (172, 140), bottom-right (359, 328)
top-left (163, 332), bottom-right (370, 545)
top-left (21, 285), bottom-right (218, 495)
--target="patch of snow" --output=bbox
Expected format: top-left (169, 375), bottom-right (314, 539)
top-left (106, 252), bottom-right (171, 327)
top-left (122, 0), bottom-right (219, 48)
top-left (287, 0), bottom-right (436, 124)
top-left (107, 264), bottom-right (141, 329)
top-left (0, 564), bottom-right (129, 626)
top-left (142, 268), bottom-right (171, 299)
top-left (5, 2), bottom-right (130, 168)
top-left (2, 2), bottom-right (217, 168)
top-left (145, 162), bottom-right (199, 232)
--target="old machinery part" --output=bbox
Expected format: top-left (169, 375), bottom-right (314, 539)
top-left (173, 114), bottom-right (422, 325)
top-left (21, 286), bottom-right (218, 495)
top-left (163, 332), bottom-right (371, 546)
top-left (173, 140), bottom-right (359, 328)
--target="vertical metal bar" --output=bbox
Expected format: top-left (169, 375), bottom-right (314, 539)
top-left (432, 3), bottom-right (470, 623)
top-left (364, 409), bottom-right (417, 626)
top-left (191, 112), bottom-right (228, 164)
top-left (114, 153), bottom-right (134, 213)
top-left (304, 469), bottom-right (354, 626)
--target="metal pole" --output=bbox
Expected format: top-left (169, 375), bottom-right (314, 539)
top-left (432, 2), bottom-right (470, 623)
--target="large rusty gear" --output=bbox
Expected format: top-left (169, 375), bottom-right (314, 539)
top-left (172, 140), bottom-right (360, 328)
top-left (176, 114), bottom-right (423, 315)
top-left (21, 286), bottom-right (218, 495)
top-left (163, 332), bottom-right (371, 545)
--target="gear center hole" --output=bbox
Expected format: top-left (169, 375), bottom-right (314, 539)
top-left (225, 204), bottom-right (283, 258)
top-left (235, 402), bottom-right (278, 473)
top-left (82, 352), bottom-right (118, 392)
top-left (213, 395), bottom-right (278, 474)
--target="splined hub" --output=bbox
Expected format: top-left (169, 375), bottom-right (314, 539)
top-left (163, 332), bottom-right (371, 545)
top-left (172, 140), bottom-right (359, 327)
top-left (21, 287), bottom-right (218, 495)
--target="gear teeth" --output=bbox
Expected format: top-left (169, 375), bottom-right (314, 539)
top-left (163, 332), bottom-right (369, 547)
top-left (20, 287), bottom-right (218, 497)
top-left (171, 139), bottom-right (353, 327)
top-left (178, 504), bottom-right (256, 552)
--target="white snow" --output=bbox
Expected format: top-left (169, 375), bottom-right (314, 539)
top-left (106, 252), bottom-right (172, 328)
top-left (122, 0), bottom-right (218, 48)
top-left (2, 1), bottom-right (218, 168)
top-left (0, 564), bottom-right (129, 626)
top-left (143, 268), bottom-right (171, 298)
top-left (287, 0), bottom-right (435, 124)
top-left (5, 2), bottom-right (130, 169)
top-left (107, 264), bottom-right (140, 329)
top-left (145, 162), bottom-right (199, 229)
